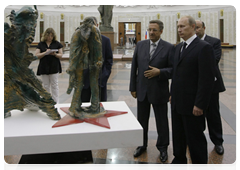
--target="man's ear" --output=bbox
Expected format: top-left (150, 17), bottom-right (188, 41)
top-left (192, 24), bottom-right (196, 30)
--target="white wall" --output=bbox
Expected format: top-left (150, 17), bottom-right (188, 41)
top-left (4, 5), bottom-right (236, 45)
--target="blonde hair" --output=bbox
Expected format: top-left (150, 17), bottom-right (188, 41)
top-left (41, 28), bottom-right (57, 42)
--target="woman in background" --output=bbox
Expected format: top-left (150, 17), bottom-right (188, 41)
top-left (35, 28), bottom-right (63, 103)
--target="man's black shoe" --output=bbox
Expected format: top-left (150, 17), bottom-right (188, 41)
top-left (133, 147), bottom-right (146, 157)
top-left (215, 145), bottom-right (224, 155)
top-left (160, 150), bottom-right (168, 162)
top-left (163, 163), bottom-right (187, 170)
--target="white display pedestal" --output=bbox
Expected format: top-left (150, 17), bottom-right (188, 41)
top-left (4, 101), bottom-right (143, 156)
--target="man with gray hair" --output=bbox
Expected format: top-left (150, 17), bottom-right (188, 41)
top-left (130, 19), bottom-right (175, 162)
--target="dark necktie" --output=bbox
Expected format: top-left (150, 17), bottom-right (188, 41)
top-left (150, 43), bottom-right (157, 59)
top-left (179, 42), bottom-right (187, 59)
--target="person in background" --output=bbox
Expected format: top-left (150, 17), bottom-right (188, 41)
top-left (81, 17), bottom-right (113, 102)
top-left (35, 28), bottom-right (63, 103)
top-left (196, 20), bottom-right (226, 155)
top-left (129, 20), bottom-right (175, 162)
top-left (170, 16), bottom-right (215, 164)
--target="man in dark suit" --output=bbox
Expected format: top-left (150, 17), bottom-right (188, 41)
top-left (81, 17), bottom-right (113, 102)
top-left (170, 16), bottom-right (215, 164)
top-left (129, 20), bottom-right (175, 162)
top-left (196, 20), bottom-right (226, 155)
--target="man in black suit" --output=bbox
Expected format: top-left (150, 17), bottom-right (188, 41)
top-left (129, 20), bottom-right (175, 162)
top-left (81, 17), bottom-right (113, 102)
top-left (196, 20), bottom-right (226, 155)
top-left (170, 16), bottom-right (215, 164)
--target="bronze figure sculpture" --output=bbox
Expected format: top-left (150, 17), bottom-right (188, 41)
top-left (98, 5), bottom-right (114, 32)
top-left (4, 5), bottom-right (61, 120)
top-left (66, 17), bottom-right (105, 119)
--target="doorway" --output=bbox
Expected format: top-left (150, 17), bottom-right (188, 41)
top-left (118, 22), bottom-right (141, 46)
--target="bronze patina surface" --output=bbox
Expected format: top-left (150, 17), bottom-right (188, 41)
top-left (4, 5), bottom-right (61, 120)
top-left (66, 17), bottom-right (105, 119)
top-left (98, 5), bottom-right (114, 32)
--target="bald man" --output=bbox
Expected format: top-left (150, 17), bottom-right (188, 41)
top-left (196, 20), bottom-right (226, 155)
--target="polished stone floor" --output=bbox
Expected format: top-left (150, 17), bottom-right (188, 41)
top-left (4, 46), bottom-right (236, 164)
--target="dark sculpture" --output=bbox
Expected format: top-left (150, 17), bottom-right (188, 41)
top-left (66, 17), bottom-right (105, 119)
top-left (4, 5), bottom-right (61, 120)
top-left (98, 5), bottom-right (114, 32)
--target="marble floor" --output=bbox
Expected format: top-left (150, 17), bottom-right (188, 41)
top-left (4, 46), bottom-right (236, 165)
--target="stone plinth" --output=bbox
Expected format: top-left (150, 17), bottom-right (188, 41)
top-left (101, 32), bottom-right (115, 51)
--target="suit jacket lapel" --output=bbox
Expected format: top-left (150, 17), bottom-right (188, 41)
top-left (175, 43), bottom-right (182, 64)
top-left (145, 40), bottom-right (151, 61)
top-left (204, 35), bottom-right (211, 44)
top-left (178, 37), bottom-right (199, 64)
top-left (150, 39), bottom-right (163, 61)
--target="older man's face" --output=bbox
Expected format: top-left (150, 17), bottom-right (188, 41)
top-left (177, 17), bottom-right (195, 41)
top-left (148, 23), bottom-right (163, 42)
top-left (196, 21), bottom-right (205, 39)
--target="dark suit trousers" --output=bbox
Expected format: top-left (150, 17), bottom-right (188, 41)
top-left (171, 109), bottom-right (208, 164)
top-left (137, 96), bottom-right (169, 152)
top-left (81, 86), bottom-right (107, 102)
top-left (205, 93), bottom-right (224, 145)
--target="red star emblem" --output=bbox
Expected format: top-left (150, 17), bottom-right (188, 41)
top-left (52, 103), bottom-right (128, 129)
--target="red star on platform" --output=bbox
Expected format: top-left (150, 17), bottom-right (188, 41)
top-left (52, 103), bottom-right (128, 129)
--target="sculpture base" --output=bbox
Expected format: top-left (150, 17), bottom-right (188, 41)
top-left (4, 112), bottom-right (11, 118)
top-left (53, 103), bottom-right (128, 129)
top-left (82, 107), bottom-right (107, 118)
top-left (4, 102), bottom-right (143, 156)
top-left (68, 104), bottom-right (107, 120)
top-left (101, 31), bottom-right (115, 51)
top-left (99, 25), bottom-right (113, 32)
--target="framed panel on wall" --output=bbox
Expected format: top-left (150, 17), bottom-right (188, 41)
top-left (40, 21), bottom-right (44, 39)
top-left (220, 19), bottom-right (224, 43)
top-left (60, 22), bottom-right (64, 45)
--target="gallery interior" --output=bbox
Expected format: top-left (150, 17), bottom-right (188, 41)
top-left (4, 5), bottom-right (236, 165)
